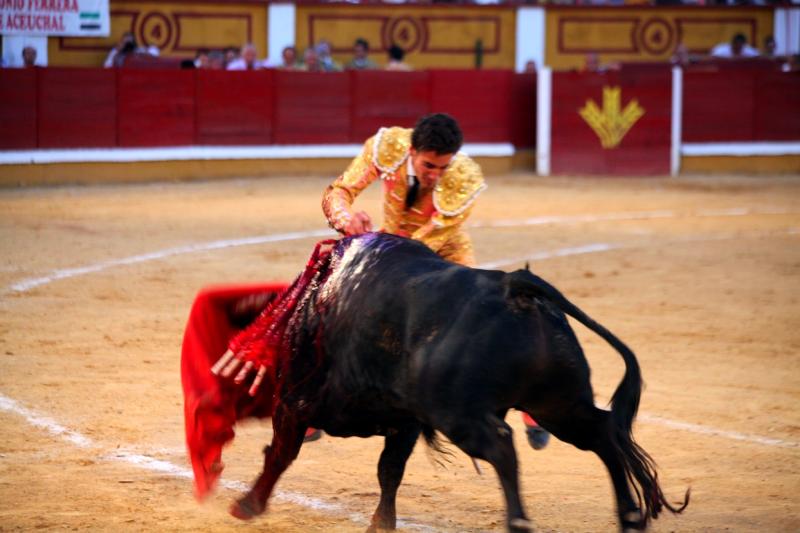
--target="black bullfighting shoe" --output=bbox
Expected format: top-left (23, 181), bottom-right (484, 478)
top-left (526, 425), bottom-right (550, 450)
top-left (303, 428), bottom-right (323, 443)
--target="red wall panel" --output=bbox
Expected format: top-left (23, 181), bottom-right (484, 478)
top-left (753, 72), bottom-right (800, 141)
top-left (195, 70), bottom-right (274, 145)
top-left (682, 71), bottom-right (756, 143)
top-left (117, 69), bottom-right (196, 147)
top-left (350, 70), bottom-right (430, 142)
top-left (273, 71), bottom-right (350, 144)
top-left (510, 72), bottom-right (536, 148)
top-left (429, 69), bottom-right (514, 143)
top-left (683, 70), bottom-right (800, 143)
top-left (37, 68), bottom-right (117, 148)
top-left (551, 70), bottom-right (671, 175)
top-left (0, 69), bottom-right (37, 149)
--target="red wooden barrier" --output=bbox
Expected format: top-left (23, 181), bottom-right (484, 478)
top-left (350, 70), bottom-right (430, 142)
top-left (196, 70), bottom-right (274, 145)
top-left (7, 67), bottom-right (797, 156)
top-left (117, 69), bottom-right (196, 147)
top-left (37, 68), bottom-right (117, 148)
top-left (0, 69), bottom-right (37, 149)
top-left (510, 72), bottom-right (536, 148)
top-left (682, 71), bottom-right (756, 143)
top-left (551, 70), bottom-right (671, 175)
top-left (754, 72), bottom-right (800, 141)
top-left (682, 70), bottom-right (800, 143)
top-left (430, 69), bottom-right (515, 143)
top-left (273, 71), bottom-right (351, 144)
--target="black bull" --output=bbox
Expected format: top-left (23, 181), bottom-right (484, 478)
top-left (222, 233), bottom-right (688, 531)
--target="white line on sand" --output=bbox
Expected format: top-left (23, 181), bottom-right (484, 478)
top-left (0, 392), bottom-right (438, 531)
top-left (5, 207), bottom-right (796, 295)
top-left (1, 391), bottom-right (796, 533)
top-left (4, 229), bottom-right (335, 294)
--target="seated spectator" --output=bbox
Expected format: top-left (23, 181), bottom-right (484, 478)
top-left (207, 50), bottom-right (225, 70)
top-left (279, 45), bottom-right (302, 70)
top-left (385, 44), bottom-right (412, 71)
top-left (710, 33), bottom-right (758, 58)
top-left (194, 48), bottom-right (210, 69)
top-left (523, 59), bottom-right (536, 73)
top-left (316, 40), bottom-right (342, 72)
top-left (583, 52), bottom-right (600, 72)
top-left (582, 52), bottom-right (619, 73)
top-left (346, 38), bottom-right (377, 70)
top-left (104, 32), bottom-right (147, 68)
top-left (226, 43), bottom-right (265, 70)
top-left (223, 46), bottom-right (239, 68)
top-left (670, 43), bottom-right (692, 68)
top-left (301, 47), bottom-right (323, 72)
top-left (22, 46), bottom-right (37, 68)
top-left (762, 35), bottom-right (776, 57)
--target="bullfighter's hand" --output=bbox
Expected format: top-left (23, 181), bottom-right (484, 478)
top-left (344, 211), bottom-right (372, 236)
top-left (211, 350), bottom-right (268, 396)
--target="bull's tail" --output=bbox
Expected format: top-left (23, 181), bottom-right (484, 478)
top-left (504, 270), bottom-right (689, 526)
top-left (504, 270), bottom-right (641, 426)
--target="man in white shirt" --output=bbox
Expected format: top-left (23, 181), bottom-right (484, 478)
top-left (710, 33), bottom-right (759, 58)
top-left (226, 43), bottom-right (269, 70)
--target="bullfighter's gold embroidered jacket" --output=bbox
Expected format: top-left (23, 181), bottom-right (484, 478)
top-left (322, 127), bottom-right (486, 266)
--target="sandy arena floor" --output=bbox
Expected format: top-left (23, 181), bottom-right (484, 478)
top-left (0, 173), bottom-right (798, 532)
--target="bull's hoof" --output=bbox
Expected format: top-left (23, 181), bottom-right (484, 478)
top-left (229, 495), bottom-right (266, 521)
top-left (509, 517), bottom-right (534, 531)
top-left (366, 522), bottom-right (395, 532)
top-left (366, 512), bottom-right (396, 532)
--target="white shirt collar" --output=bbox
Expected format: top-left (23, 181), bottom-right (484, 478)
top-left (406, 157), bottom-right (416, 186)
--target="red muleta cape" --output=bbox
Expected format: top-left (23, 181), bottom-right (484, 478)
top-left (181, 240), bottom-right (336, 499)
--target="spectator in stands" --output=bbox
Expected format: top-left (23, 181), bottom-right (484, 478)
top-left (710, 33), bottom-right (758, 58)
top-left (104, 32), bottom-right (145, 68)
top-left (762, 35), bottom-right (776, 57)
top-left (346, 38), bottom-right (377, 70)
top-left (385, 45), bottom-right (412, 71)
top-left (279, 45), bottom-right (302, 70)
top-left (22, 46), bottom-right (37, 68)
top-left (208, 50), bottom-right (225, 70)
top-left (583, 52), bottom-right (600, 72)
top-left (227, 43), bottom-right (265, 70)
top-left (195, 48), bottom-right (210, 69)
top-left (302, 47), bottom-right (323, 72)
top-left (315, 40), bottom-right (342, 72)
top-left (670, 43), bottom-right (692, 68)
top-left (223, 46), bottom-right (239, 68)
top-left (523, 59), bottom-right (537, 73)
top-left (582, 52), bottom-right (619, 73)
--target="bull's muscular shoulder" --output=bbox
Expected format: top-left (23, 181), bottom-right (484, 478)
top-left (373, 127), bottom-right (412, 177)
top-left (433, 153), bottom-right (487, 216)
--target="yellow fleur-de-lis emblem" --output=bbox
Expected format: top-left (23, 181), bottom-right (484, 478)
top-left (578, 86), bottom-right (645, 149)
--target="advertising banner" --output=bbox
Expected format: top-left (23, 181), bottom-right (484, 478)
top-left (1, 0), bottom-right (109, 36)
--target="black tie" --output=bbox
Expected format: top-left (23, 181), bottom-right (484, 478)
top-left (405, 176), bottom-right (419, 210)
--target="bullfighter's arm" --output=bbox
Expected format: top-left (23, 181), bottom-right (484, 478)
top-left (322, 135), bottom-right (380, 235)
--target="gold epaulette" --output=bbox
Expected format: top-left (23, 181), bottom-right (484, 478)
top-left (433, 153), bottom-right (487, 216)
top-left (373, 127), bottom-right (412, 179)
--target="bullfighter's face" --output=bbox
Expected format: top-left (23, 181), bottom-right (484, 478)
top-left (409, 148), bottom-right (454, 188)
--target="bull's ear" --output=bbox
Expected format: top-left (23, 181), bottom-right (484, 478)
top-left (524, 261), bottom-right (530, 272)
